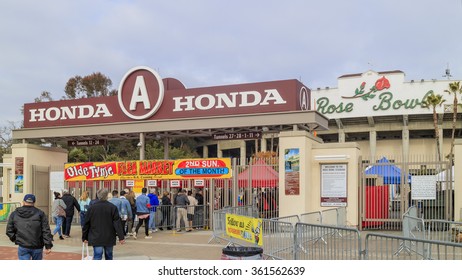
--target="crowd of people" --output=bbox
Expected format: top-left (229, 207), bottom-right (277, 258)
top-left (5, 187), bottom-right (206, 260)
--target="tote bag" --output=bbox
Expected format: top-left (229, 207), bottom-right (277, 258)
top-left (57, 205), bottom-right (66, 217)
top-left (81, 243), bottom-right (93, 260)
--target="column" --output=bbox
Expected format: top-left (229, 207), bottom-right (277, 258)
top-left (369, 130), bottom-right (377, 159)
top-left (203, 145), bottom-right (209, 158)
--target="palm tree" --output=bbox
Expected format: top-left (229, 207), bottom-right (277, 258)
top-left (422, 91), bottom-right (445, 161)
top-left (444, 81), bottom-right (462, 163)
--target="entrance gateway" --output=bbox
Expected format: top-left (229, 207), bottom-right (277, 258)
top-left (5, 65), bottom-right (378, 227)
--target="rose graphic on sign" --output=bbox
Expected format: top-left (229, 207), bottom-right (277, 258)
top-left (342, 76), bottom-right (390, 100)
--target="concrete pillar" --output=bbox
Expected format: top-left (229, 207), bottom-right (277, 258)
top-left (438, 125), bottom-right (444, 160)
top-left (139, 132), bottom-right (145, 160)
top-left (261, 137), bottom-right (267, 152)
top-left (203, 145), bottom-right (209, 158)
top-left (369, 130), bottom-right (377, 159)
top-left (338, 129), bottom-right (345, 143)
top-left (454, 140), bottom-right (462, 221)
top-left (402, 127), bottom-right (409, 160)
top-left (217, 142), bottom-right (223, 158)
top-left (240, 140), bottom-right (246, 165)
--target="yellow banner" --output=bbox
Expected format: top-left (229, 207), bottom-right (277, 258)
top-left (64, 158), bottom-right (232, 181)
top-left (225, 213), bottom-right (263, 246)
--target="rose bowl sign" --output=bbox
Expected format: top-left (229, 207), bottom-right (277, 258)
top-left (23, 66), bottom-right (311, 128)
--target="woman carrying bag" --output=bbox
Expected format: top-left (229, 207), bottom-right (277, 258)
top-left (51, 192), bottom-right (67, 240)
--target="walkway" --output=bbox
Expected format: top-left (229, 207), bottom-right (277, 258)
top-left (0, 224), bottom-right (224, 260)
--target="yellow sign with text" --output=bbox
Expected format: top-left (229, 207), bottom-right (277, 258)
top-left (225, 213), bottom-right (263, 246)
top-left (64, 158), bottom-right (232, 181)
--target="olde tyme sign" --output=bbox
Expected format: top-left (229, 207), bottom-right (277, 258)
top-left (23, 66), bottom-right (311, 128)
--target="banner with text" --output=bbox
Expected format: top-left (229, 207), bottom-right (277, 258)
top-left (64, 158), bottom-right (232, 181)
top-left (225, 213), bottom-right (263, 246)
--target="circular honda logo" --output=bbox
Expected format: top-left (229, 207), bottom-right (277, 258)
top-left (299, 86), bottom-right (310, 111)
top-left (118, 66), bottom-right (164, 120)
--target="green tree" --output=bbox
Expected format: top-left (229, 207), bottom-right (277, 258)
top-left (444, 81), bottom-right (462, 163)
top-left (63, 72), bottom-right (117, 99)
top-left (422, 91), bottom-right (445, 161)
top-left (68, 148), bottom-right (88, 162)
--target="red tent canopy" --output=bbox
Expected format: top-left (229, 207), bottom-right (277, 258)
top-left (237, 159), bottom-right (279, 188)
top-left (205, 159), bottom-right (279, 188)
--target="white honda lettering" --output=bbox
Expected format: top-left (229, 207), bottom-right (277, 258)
top-left (130, 76), bottom-right (151, 110)
top-left (93, 104), bottom-right (112, 118)
top-left (172, 89), bottom-right (287, 112)
top-left (216, 92), bottom-right (238, 108)
top-left (240, 91), bottom-right (261, 107)
top-left (28, 104), bottom-right (112, 122)
top-left (195, 94), bottom-right (215, 110)
top-left (45, 107), bottom-right (60, 121)
top-left (29, 108), bottom-right (46, 122)
top-left (173, 96), bottom-right (195, 111)
top-left (261, 89), bottom-right (287, 105)
top-left (78, 105), bottom-right (95, 119)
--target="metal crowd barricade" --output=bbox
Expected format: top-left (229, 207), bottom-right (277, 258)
top-left (0, 202), bottom-right (21, 222)
top-left (262, 219), bottom-right (295, 260)
top-left (395, 205), bottom-right (426, 256)
top-left (364, 232), bottom-right (462, 260)
top-left (156, 204), bottom-right (175, 230)
top-left (270, 214), bottom-right (300, 226)
top-left (300, 211), bottom-right (322, 224)
top-left (293, 222), bottom-right (362, 260)
top-left (425, 220), bottom-right (462, 243)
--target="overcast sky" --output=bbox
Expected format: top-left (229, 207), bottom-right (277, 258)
top-left (1, 0), bottom-right (461, 128)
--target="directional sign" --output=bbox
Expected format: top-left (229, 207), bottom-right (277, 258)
top-left (68, 139), bottom-right (107, 147)
top-left (213, 131), bottom-right (262, 140)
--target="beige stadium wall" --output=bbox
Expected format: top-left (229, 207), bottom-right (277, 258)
top-left (278, 131), bottom-right (361, 227)
top-left (2, 143), bottom-right (68, 203)
top-left (311, 143), bottom-right (361, 227)
top-left (356, 138), bottom-right (451, 159)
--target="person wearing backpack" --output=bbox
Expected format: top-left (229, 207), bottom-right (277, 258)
top-left (119, 190), bottom-right (132, 237)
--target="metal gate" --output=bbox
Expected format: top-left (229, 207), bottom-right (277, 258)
top-left (31, 165), bottom-right (51, 217)
top-left (359, 155), bottom-right (453, 230)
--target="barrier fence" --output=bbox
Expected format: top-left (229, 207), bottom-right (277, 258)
top-left (0, 202), bottom-right (21, 222)
top-left (211, 206), bottom-right (462, 260)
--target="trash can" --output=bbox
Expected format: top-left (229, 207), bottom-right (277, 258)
top-left (221, 246), bottom-right (263, 260)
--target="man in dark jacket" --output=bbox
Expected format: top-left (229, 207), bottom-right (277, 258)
top-left (61, 190), bottom-right (81, 238)
top-left (82, 188), bottom-right (125, 260)
top-left (6, 194), bottom-right (53, 260)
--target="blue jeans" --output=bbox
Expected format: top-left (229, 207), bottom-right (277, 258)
top-left (52, 216), bottom-right (64, 236)
top-left (149, 211), bottom-right (156, 230)
top-left (93, 246), bottom-right (114, 260)
top-left (18, 246), bottom-right (43, 260)
top-left (80, 212), bottom-right (86, 228)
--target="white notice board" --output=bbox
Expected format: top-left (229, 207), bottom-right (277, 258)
top-left (411, 175), bottom-right (436, 200)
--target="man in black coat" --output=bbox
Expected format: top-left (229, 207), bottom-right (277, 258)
top-left (6, 194), bottom-right (53, 260)
top-left (82, 188), bottom-right (125, 260)
top-left (61, 190), bottom-right (81, 238)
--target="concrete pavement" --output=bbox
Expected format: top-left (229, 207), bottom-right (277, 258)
top-left (0, 224), bottom-right (225, 260)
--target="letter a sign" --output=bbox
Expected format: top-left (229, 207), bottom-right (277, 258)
top-left (118, 66), bottom-right (165, 120)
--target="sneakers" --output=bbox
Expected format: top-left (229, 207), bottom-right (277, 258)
top-left (176, 230), bottom-right (181, 232)
top-left (133, 232), bottom-right (137, 239)
top-left (158, 228), bottom-right (164, 231)
top-left (144, 236), bottom-right (152, 239)
top-left (153, 229), bottom-right (158, 233)
top-left (59, 236), bottom-right (65, 240)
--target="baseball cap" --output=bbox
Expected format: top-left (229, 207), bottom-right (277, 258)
top-left (23, 194), bottom-right (36, 203)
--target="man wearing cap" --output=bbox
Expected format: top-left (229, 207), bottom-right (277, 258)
top-left (6, 194), bottom-right (53, 260)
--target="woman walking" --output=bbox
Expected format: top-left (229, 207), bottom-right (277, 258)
top-left (51, 192), bottom-right (67, 240)
top-left (79, 191), bottom-right (91, 228)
